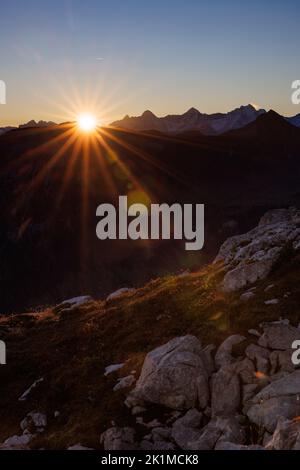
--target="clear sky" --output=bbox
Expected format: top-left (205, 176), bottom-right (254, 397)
top-left (0, 0), bottom-right (300, 126)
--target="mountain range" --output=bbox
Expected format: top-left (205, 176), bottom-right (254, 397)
top-left (0, 120), bottom-right (56, 136)
top-left (1, 106), bottom-right (300, 137)
top-left (111, 104), bottom-right (300, 135)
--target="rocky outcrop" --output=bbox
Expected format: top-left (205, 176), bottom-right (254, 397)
top-left (215, 208), bottom-right (300, 292)
top-left (188, 415), bottom-right (246, 450)
top-left (258, 322), bottom-right (300, 350)
top-left (125, 335), bottom-right (213, 410)
top-left (20, 412), bottom-right (47, 433)
top-left (0, 433), bottom-right (33, 450)
top-left (99, 320), bottom-right (300, 450)
top-left (0, 411), bottom-right (47, 450)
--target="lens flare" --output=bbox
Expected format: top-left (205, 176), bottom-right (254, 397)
top-left (77, 114), bottom-right (97, 132)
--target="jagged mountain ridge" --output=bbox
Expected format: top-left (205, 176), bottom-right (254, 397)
top-left (111, 105), bottom-right (300, 135)
top-left (111, 104), bottom-right (266, 135)
top-left (1, 106), bottom-right (300, 137)
top-left (0, 120), bottom-right (56, 136)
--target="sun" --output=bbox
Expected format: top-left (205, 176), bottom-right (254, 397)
top-left (77, 113), bottom-right (97, 132)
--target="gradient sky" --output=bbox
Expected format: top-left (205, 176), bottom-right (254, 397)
top-left (1, 0), bottom-right (300, 126)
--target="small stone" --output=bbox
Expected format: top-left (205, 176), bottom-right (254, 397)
top-left (113, 375), bottom-right (135, 392)
top-left (240, 291), bottom-right (255, 302)
top-left (131, 406), bottom-right (146, 416)
top-left (104, 363), bottom-right (125, 376)
top-left (107, 288), bottom-right (135, 301)
top-left (264, 299), bottom-right (279, 305)
top-left (264, 284), bottom-right (274, 292)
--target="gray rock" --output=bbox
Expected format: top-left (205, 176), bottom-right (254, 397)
top-left (245, 344), bottom-right (270, 375)
top-left (264, 299), bottom-right (279, 305)
top-left (140, 440), bottom-right (154, 450)
top-left (151, 427), bottom-right (171, 441)
top-left (215, 335), bottom-right (246, 369)
top-left (242, 383), bottom-right (259, 403)
top-left (266, 417), bottom-right (300, 450)
top-left (131, 406), bottom-right (146, 415)
top-left (107, 288), bottom-right (135, 301)
top-left (264, 284), bottom-right (274, 292)
top-left (248, 329), bottom-right (261, 338)
top-left (126, 335), bottom-right (211, 410)
top-left (0, 433), bottom-right (33, 450)
top-left (270, 349), bottom-right (297, 375)
top-left (247, 370), bottom-right (300, 432)
top-left (54, 296), bottom-right (93, 314)
top-left (104, 363), bottom-right (125, 376)
top-left (171, 409), bottom-right (203, 449)
top-left (262, 431), bottom-right (273, 447)
top-left (136, 418), bottom-right (161, 428)
top-left (235, 357), bottom-right (256, 384)
top-left (221, 257), bottom-right (279, 293)
top-left (211, 363), bottom-right (241, 416)
top-left (258, 208), bottom-right (300, 226)
top-left (113, 375), bottom-right (135, 391)
top-left (18, 377), bottom-right (44, 401)
top-left (214, 208), bottom-right (300, 292)
top-left (240, 291), bottom-right (256, 302)
top-left (20, 412), bottom-right (47, 432)
top-left (201, 344), bottom-right (216, 375)
top-left (100, 427), bottom-right (137, 450)
top-left (258, 323), bottom-right (300, 350)
top-left (188, 415), bottom-right (245, 450)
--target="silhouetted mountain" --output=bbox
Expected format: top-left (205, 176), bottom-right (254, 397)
top-left (287, 113), bottom-right (300, 127)
top-left (220, 110), bottom-right (300, 159)
top-left (0, 120), bottom-right (57, 137)
top-left (0, 126), bottom-right (15, 136)
top-left (111, 104), bottom-right (266, 135)
top-left (229, 110), bottom-right (295, 136)
top-left (18, 119), bottom-right (56, 129)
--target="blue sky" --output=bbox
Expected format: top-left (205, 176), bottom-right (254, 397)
top-left (0, 0), bottom-right (300, 125)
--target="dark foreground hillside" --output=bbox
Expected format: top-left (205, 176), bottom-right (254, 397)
top-left (0, 209), bottom-right (300, 450)
top-left (1, 112), bottom-right (300, 313)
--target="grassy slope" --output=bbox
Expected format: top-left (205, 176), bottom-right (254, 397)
top-left (0, 253), bottom-right (300, 449)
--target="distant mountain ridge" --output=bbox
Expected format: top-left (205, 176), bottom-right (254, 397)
top-left (18, 119), bottom-right (56, 129)
top-left (1, 108), bottom-right (300, 138)
top-left (111, 104), bottom-right (266, 135)
top-left (0, 119), bottom-right (56, 136)
top-left (111, 105), bottom-right (300, 135)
